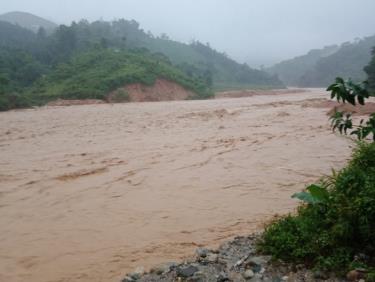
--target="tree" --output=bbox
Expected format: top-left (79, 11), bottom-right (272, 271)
top-left (364, 47), bottom-right (375, 91)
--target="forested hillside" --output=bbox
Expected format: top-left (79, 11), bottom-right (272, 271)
top-left (0, 14), bottom-right (283, 110)
top-left (267, 45), bottom-right (339, 86)
top-left (27, 48), bottom-right (212, 105)
top-left (268, 36), bottom-right (375, 87)
top-left (365, 47), bottom-right (375, 91)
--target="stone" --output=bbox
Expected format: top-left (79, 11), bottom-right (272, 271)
top-left (206, 253), bottom-right (219, 263)
top-left (281, 276), bottom-right (289, 281)
top-left (216, 271), bottom-right (230, 282)
top-left (313, 270), bottom-right (329, 280)
top-left (196, 247), bottom-right (209, 258)
top-left (246, 256), bottom-right (268, 268)
top-left (346, 269), bottom-right (366, 281)
top-left (187, 271), bottom-right (206, 282)
top-left (121, 276), bottom-right (135, 282)
top-left (346, 270), bottom-right (358, 281)
top-left (250, 273), bottom-right (264, 282)
top-left (129, 266), bottom-right (145, 280)
top-left (177, 265), bottom-right (199, 278)
top-left (243, 269), bottom-right (255, 279)
top-left (150, 262), bottom-right (175, 275)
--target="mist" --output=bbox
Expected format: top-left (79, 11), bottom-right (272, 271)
top-left (1, 0), bottom-right (375, 67)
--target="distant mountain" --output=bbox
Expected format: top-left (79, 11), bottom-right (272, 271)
top-left (0, 11), bottom-right (57, 33)
top-left (298, 36), bottom-right (375, 87)
top-left (267, 45), bottom-right (339, 86)
top-left (267, 36), bottom-right (375, 87)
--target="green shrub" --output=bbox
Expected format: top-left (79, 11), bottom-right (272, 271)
top-left (258, 142), bottom-right (375, 273)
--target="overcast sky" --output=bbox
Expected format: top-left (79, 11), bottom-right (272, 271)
top-left (1, 0), bottom-right (375, 67)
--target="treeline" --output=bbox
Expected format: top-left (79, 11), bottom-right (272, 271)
top-left (268, 36), bottom-right (375, 87)
top-left (0, 16), bottom-right (283, 110)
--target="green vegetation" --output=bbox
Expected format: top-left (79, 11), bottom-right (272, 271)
top-left (328, 77), bottom-right (374, 141)
top-left (28, 48), bottom-right (212, 104)
top-left (267, 45), bottom-right (339, 86)
top-left (259, 51), bottom-right (375, 277)
top-left (259, 142), bottom-right (375, 275)
top-left (0, 14), bottom-right (283, 111)
top-left (268, 36), bottom-right (375, 87)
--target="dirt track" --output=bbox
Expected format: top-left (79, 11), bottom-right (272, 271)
top-left (0, 89), bottom-right (352, 282)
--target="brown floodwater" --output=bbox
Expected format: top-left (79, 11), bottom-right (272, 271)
top-left (0, 89), bottom-right (352, 282)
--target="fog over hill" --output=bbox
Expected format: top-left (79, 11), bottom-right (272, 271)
top-left (1, 0), bottom-right (375, 67)
top-left (0, 11), bottom-right (57, 33)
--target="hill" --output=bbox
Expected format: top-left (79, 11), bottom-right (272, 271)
top-left (268, 36), bottom-right (375, 87)
top-left (267, 45), bottom-right (339, 86)
top-left (0, 11), bottom-right (57, 33)
top-left (51, 19), bottom-right (283, 90)
top-left (299, 36), bottom-right (375, 87)
top-left (0, 16), bottom-right (284, 111)
top-left (26, 48), bottom-right (213, 106)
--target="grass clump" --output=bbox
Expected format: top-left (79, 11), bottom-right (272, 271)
top-left (258, 142), bottom-right (375, 275)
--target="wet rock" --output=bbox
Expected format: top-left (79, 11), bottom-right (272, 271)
top-left (247, 256), bottom-right (270, 266)
top-left (346, 269), bottom-right (366, 281)
top-left (177, 265), bottom-right (199, 278)
top-left (128, 266), bottom-right (145, 280)
top-left (150, 262), bottom-right (176, 275)
top-left (206, 253), bottom-right (219, 263)
top-left (188, 271), bottom-right (207, 282)
top-left (121, 276), bottom-right (135, 282)
top-left (250, 273), bottom-right (264, 282)
top-left (243, 269), bottom-right (255, 279)
top-left (216, 271), bottom-right (229, 282)
top-left (313, 270), bottom-right (329, 280)
top-left (196, 247), bottom-right (210, 258)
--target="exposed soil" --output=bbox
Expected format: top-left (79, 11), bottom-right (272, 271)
top-left (109, 79), bottom-right (196, 102)
top-left (0, 89), bottom-right (352, 282)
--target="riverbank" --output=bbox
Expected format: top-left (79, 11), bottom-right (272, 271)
top-left (123, 234), bottom-right (346, 282)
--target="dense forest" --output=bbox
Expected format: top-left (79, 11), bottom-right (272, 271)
top-left (0, 12), bottom-right (283, 111)
top-left (268, 36), bottom-right (375, 87)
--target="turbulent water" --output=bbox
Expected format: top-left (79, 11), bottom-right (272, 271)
top-left (0, 89), bottom-right (352, 282)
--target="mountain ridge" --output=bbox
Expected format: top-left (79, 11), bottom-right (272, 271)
top-left (0, 11), bottom-right (57, 33)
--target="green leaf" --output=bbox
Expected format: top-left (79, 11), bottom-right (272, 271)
top-left (306, 184), bottom-right (329, 202)
top-left (292, 191), bottom-right (316, 204)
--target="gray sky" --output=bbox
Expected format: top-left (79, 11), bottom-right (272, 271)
top-left (1, 0), bottom-right (375, 67)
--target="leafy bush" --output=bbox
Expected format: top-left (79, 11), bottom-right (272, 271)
top-left (328, 77), bottom-right (375, 141)
top-left (258, 142), bottom-right (375, 274)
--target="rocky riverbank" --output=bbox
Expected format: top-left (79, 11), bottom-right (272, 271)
top-left (122, 234), bottom-right (349, 282)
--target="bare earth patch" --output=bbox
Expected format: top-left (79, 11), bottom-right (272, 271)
top-left (0, 89), bottom-right (352, 282)
top-left (110, 79), bottom-right (195, 102)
